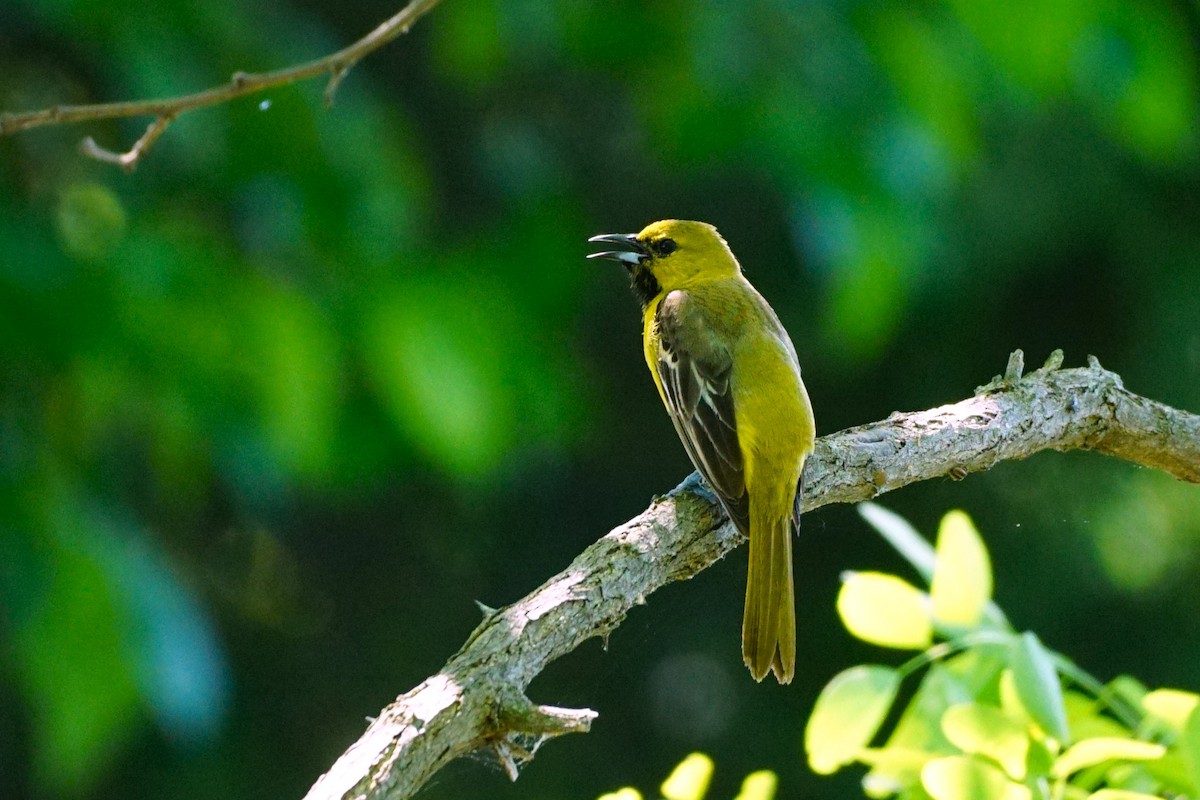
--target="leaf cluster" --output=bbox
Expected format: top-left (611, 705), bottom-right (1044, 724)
top-left (805, 506), bottom-right (1200, 800)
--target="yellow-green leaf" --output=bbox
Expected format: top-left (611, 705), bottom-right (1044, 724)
top-left (1052, 737), bottom-right (1165, 778)
top-left (860, 747), bottom-right (934, 798)
top-left (930, 510), bottom-right (992, 628)
top-left (1009, 632), bottom-right (1069, 742)
top-left (1087, 791), bottom-right (1167, 800)
top-left (806, 665), bottom-right (902, 774)
top-left (1108, 675), bottom-right (1150, 712)
top-left (837, 572), bottom-right (933, 649)
top-left (661, 752), bottom-right (713, 800)
top-left (1143, 689), bottom-right (1200, 733)
top-left (597, 789), bottom-right (642, 800)
top-left (998, 670), bottom-right (1034, 729)
top-left (921, 755), bottom-right (1031, 800)
top-left (1180, 703), bottom-right (1200, 794)
top-left (941, 702), bottom-right (1030, 779)
top-left (733, 770), bottom-right (777, 800)
top-left (862, 664), bottom-right (978, 796)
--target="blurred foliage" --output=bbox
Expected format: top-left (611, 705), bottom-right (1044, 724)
top-left (807, 507), bottom-right (1200, 800)
top-left (598, 751), bottom-right (778, 800)
top-left (1, 0), bottom-right (1199, 798)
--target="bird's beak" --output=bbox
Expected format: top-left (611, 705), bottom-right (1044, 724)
top-left (587, 233), bottom-right (650, 266)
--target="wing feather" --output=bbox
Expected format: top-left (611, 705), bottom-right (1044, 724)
top-left (655, 293), bottom-right (749, 533)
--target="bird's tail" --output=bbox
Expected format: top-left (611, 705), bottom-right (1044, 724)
top-left (742, 508), bottom-right (797, 683)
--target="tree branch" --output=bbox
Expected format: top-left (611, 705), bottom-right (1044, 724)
top-left (0, 0), bottom-right (444, 170)
top-left (302, 351), bottom-right (1199, 800)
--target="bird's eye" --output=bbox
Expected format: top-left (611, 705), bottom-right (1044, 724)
top-left (653, 238), bottom-right (677, 257)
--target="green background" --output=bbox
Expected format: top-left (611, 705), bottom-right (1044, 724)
top-left (2, 0), bottom-right (1199, 797)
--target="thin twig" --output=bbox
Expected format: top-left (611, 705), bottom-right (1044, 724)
top-left (78, 114), bottom-right (174, 172)
top-left (0, 0), bottom-right (444, 167)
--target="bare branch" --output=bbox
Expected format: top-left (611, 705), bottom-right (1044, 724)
top-left (0, 0), bottom-right (444, 166)
top-left (302, 352), bottom-right (1200, 800)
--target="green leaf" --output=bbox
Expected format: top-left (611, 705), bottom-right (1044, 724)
top-left (1087, 791), bottom-right (1168, 800)
top-left (859, 747), bottom-right (935, 798)
top-left (837, 572), bottom-right (933, 649)
top-left (806, 665), bottom-right (902, 774)
top-left (1052, 737), bottom-right (1165, 778)
top-left (661, 752), bottom-right (714, 800)
top-left (998, 669), bottom-right (1033, 728)
top-left (1180, 703), bottom-right (1200, 794)
top-left (930, 510), bottom-right (992, 629)
top-left (858, 502), bottom-right (937, 582)
top-left (921, 755), bottom-right (1031, 800)
top-left (732, 770), bottom-right (777, 800)
top-left (1009, 632), bottom-right (1069, 742)
top-left (941, 702), bottom-right (1030, 779)
top-left (1108, 675), bottom-right (1150, 713)
top-left (863, 663), bottom-right (979, 796)
top-left (1138, 750), bottom-right (1193, 794)
top-left (941, 646), bottom-right (1011, 699)
top-left (1142, 689), bottom-right (1200, 733)
top-left (1061, 691), bottom-right (1134, 747)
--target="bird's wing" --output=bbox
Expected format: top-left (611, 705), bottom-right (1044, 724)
top-left (654, 291), bottom-right (749, 534)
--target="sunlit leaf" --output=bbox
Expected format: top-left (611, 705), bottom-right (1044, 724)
top-left (837, 572), bottom-right (933, 649)
top-left (1137, 750), bottom-right (1192, 794)
top-left (1142, 689), bottom-right (1200, 733)
top-left (1108, 675), bottom-right (1150, 712)
top-left (1086, 790), bottom-right (1167, 800)
top-left (597, 789), bottom-right (643, 800)
top-left (661, 752), bottom-right (713, 800)
top-left (733, 770), bottom-right (777, 800)
top-left (930, 510), bottom-right (992, 629)
top-left (1052, 737), bottom-right (1165, 778)
top-left (1064, 691), bottom-right (1132, 742)
top-left (1009, 632), bottom-right (1069, 742)
top-left (998, 670), bottom-right (1033, 728)
top-left (921, 755), bottom-right (1031, 800)
top-left (864, 663), bottom-right (978, 796)
top-left (806, 665), bottom-right (902, 774)
top-left (941, 702), bottom-right (1030, 779)
top-left (941, 646), bottom-right (1011, 699)
top-left (1180, 703), bottom-right (1200, 795)
top-left (859, 747), bottom-right (934, 798)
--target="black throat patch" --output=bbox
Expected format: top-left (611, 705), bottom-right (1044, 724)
top-left (628, 264), bottom-right (661, 308)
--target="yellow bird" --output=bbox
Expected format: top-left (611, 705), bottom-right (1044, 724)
top-left (589, 220), bottom-right (815, 683)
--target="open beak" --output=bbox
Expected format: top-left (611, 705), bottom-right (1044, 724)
top-left (587, 233), bottom-right (650, 266)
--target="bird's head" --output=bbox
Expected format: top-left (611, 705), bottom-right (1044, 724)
top-left (588, 219), bottom-right (740, 307)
